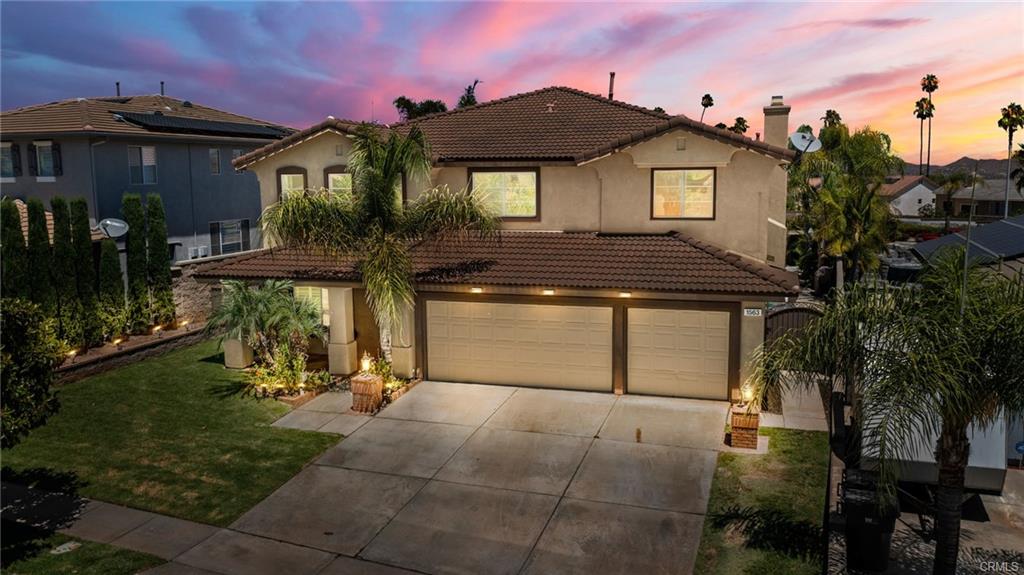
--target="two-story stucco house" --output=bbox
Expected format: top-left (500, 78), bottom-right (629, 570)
top-left (196, 86), bottom-right (799, 402)
top-left (0, 95), bottom-right (292, 261)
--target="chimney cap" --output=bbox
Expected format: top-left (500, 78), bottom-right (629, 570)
top-left (771, 95), bottom-right (785, 106)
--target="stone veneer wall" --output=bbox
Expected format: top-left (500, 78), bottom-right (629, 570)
top-left (172, 259), bottom-right (217, 323)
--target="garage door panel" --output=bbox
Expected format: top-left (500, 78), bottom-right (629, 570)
top-left (427, 301), bottom-right (612, 392)
top-left (628, 308), bottom-right (730, 400)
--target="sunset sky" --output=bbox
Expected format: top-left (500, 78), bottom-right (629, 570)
top-left (2, 1), bottom-right (1021, 165)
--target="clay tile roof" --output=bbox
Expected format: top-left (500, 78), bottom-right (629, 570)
top-left (1, 95), bottom-right (293, 140)
top-left (13, 199), bottom-right (104, 242)
top-left (233, 86), bottom-right (794, 169)
top-left (194, 231), bottom-right (798, 297)
top-left (879, 175), bottom-right (936, 199)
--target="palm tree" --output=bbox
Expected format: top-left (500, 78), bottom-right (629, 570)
top-left (821, 109), bottom-right (842, 128)
top-left (914, 98), bottom-right (934, 175)
top-left (750, 249), bottom-right (1024, 575)
top-left (998, 102), bottom-right (1024, 217)
top-left (931, 171), bottom-right (982, 232)
top-left (261, 125), bottom-right (500, 360)
top-left (206, 279), bottom-right (323, 364)
top-left (729, 117), bottom-right (748, 135)
top-left (457, 79), bottom-right (481, 109)
top-left (809, 174), bottom-right (890, 284)
top-left (921, 74), bottom-right (939, 175)
top-left (700, 93), bottom-right (714, 122)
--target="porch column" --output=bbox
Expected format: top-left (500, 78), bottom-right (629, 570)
top-left (391, 304), bottom-right (417, 378)
top-left (327, 287), bottom-right (358, 375)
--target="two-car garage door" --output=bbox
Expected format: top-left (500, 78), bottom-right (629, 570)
top-left (425, 299), bottom-right (732, 399)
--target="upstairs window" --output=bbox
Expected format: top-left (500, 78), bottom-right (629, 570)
top-left (324, 165), bottom-right (352, 195)
top-left (1, 143), bottom-right (15, 179)
top-left (209, 218), bottom-right (250, 256)
top-left (34, 141), bottom-right (56, 178)
top-left (652, 168), bottom-right (715, 219)
top-left (209, 148), bottom-right (221, 175)
top-left (469, 169), bottom-right (539, 219)
top-left (277, 166), bottom-right (307, 199)
top-left (129, 145), bottom-right (157, 184)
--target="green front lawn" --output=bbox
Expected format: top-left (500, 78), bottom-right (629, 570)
top-left (696, 427), bottom-right (830, 575)
top-left (2, 340), bottom-right (338, 526)
top-left (2, 530), bottom-right (164, 575)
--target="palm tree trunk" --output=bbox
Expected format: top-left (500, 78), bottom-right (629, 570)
top-left (1006, 136), bottom-right (1014, 218)
top-left (700, 108), bottom-right (706, 123)
top-left (932, 420), bottom-right (969, 575)
top-left (926, 95), bottom-right (934, 176)
top-left (919, 120), bottom-right (925, 176)
top-left (379, 325), bottom-right (393, 363)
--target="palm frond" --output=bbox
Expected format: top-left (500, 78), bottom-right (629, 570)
top-left (260, 190), bottom-right (362, 255)
top-left (359, 229), bottom-right (415, 336)
top-left (400, 185), bottom-right (501, 245)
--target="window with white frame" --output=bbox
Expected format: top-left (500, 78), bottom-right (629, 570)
top-left (129, 145), bottom-right (157, 184)
top-left (327, 172), bottom-right (353, 194)
top-left (280, 173), bottom-right (305, 198)
top-left (469, 170), bottom-right (538, 218)
top-left (294, 286), bottom-right (331, 325)
top-left (209, 148), bottom-right (221, 175)
top-left (219, 219), bottom-right (244, 254)
top-left (35, 141), bottom-right (55, 178)
top-left (652, 168), bottom-right (715, 219)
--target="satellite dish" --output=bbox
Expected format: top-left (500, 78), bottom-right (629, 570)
top-left (97, 218), bottom-right (129, 238)
top-left (789, 131), bottom-right (822, 153)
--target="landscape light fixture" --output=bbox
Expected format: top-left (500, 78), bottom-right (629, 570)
top-left (360, 351), bottom-right (372, 373)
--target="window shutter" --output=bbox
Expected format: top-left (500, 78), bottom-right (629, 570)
top-left (241, 219), bottom-right (251, 251)
top-left (209, 222), bottom-right (221, 256)
top-left (10, 143), bottom-right (21, 176)
top-left (27, 143), bottom-right (37, 176)
top-left (51, 142), bottom-right (63, 176)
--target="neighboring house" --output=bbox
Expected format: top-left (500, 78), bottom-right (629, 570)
top-left (197, 86), bottom-right (799, 403)
top-left (0, 95), bottom-right (293, 262)
top-left (879, 175), bottom-right (937, 216)
top-left (940, 181), bottom-right (1024, 221)
top-left (913, 214), bottom-right (1024, 279)
top-left (12, 198), bottom-right (105, 243)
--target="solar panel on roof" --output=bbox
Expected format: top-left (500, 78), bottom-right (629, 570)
top-left (112, 111), bottom-right (289, 139)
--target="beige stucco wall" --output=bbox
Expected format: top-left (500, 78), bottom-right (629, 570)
top-left (738, 301), bottom-right (767, 394)
top-left (247, 126), bottom-right (788, 265)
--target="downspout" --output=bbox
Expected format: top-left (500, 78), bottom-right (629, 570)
top-left (188, 143), bottom-right (197, 255)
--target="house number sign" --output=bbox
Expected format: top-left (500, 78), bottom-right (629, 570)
top-left (743, 308), bottom-right (763, 317)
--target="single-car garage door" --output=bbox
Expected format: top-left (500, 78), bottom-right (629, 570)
top-left (627, 308), bottom-right (730, 399)
top-left (426, 300), bottom-right (613, 391)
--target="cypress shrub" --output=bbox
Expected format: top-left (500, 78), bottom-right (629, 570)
top-left (70, 198), bottom-right (101, 347)
top-left (145, 195), bottom-right (175, 325)
top-left (122, 194), bottom-right (149, 333)
top-left (50, 197), bottom-right (81, 344)
top-left (1, 198), bottom-right (28, 299)
top-left (25, 198), bottom-right (56, 315)
top-left (97, 238), bottom-right (128, 340)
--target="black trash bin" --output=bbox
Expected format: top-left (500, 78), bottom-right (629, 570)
top-left (843, 486), bottom-right (899, 572)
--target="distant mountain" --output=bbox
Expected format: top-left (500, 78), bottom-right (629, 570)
top-left (903, 157), bottom-right (1007, 179)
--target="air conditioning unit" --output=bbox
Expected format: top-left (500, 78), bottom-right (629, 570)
top-left (188, 247), bottom-right (199, 259)
top-left (198, 246), bottom-right (209, 258)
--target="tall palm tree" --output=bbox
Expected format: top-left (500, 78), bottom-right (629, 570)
top-left (998, 102), bottom-right (1024, 217)
top-left (809, 174), bottom-right (890, 284)
top-left (261, 125), bottom-right (500, 359)
top-left (750, 249), bottom-right (1024, 575)
top-left (821, 109), bottom-right (842, 128)
top-left (700, 93), bottom-right (714, 122)
top-left (914, 98), bottom-right (935, 175)
top-left (921, 74), bottom-right (939, 175)
top-left (729, 117), bottom-right (748, 135)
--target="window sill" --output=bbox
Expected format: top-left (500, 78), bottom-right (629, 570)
top-left (36, 176), bottom-right (56, 183)
top-left (651, 216), bottom-right (715, 221)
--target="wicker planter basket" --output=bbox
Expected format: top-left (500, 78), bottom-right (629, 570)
top-left (351, 373), bottom-right (384, 414)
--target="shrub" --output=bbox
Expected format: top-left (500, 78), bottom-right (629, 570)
top-left (50, 197), bottom-right (80, 343)
top-left (247, 341), bottom-right (331, 397)
top-left (70, 198), bottom-right (101, 347)
top-left (1, 198), bottom-right (28, 299)
top-left (122, 194), bottom-right (148, 334)
top-left (25, 199), bottom-right (56, 315)
top-left (145, 195), bottom-right (175, 325)
top-left (98, 238), bottom-right (128, 340)
top-left (1, 298), bottom-right (65, 448)
top-left (917, 203), bottom-right (935, 218)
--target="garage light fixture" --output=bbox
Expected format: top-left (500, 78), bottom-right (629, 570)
top-left (619, 291), bottom-right (632, 298)
top-left (470, 287), bottom-right (484, 294)
top-left (542, 289), bottom-right (556, 296)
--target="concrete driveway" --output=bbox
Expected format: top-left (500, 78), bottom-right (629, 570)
top-left (174, 382), bottom-right (729, 575)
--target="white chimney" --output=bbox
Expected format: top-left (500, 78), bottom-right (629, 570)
top-left (762, 95), bottom-right (790, 148)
